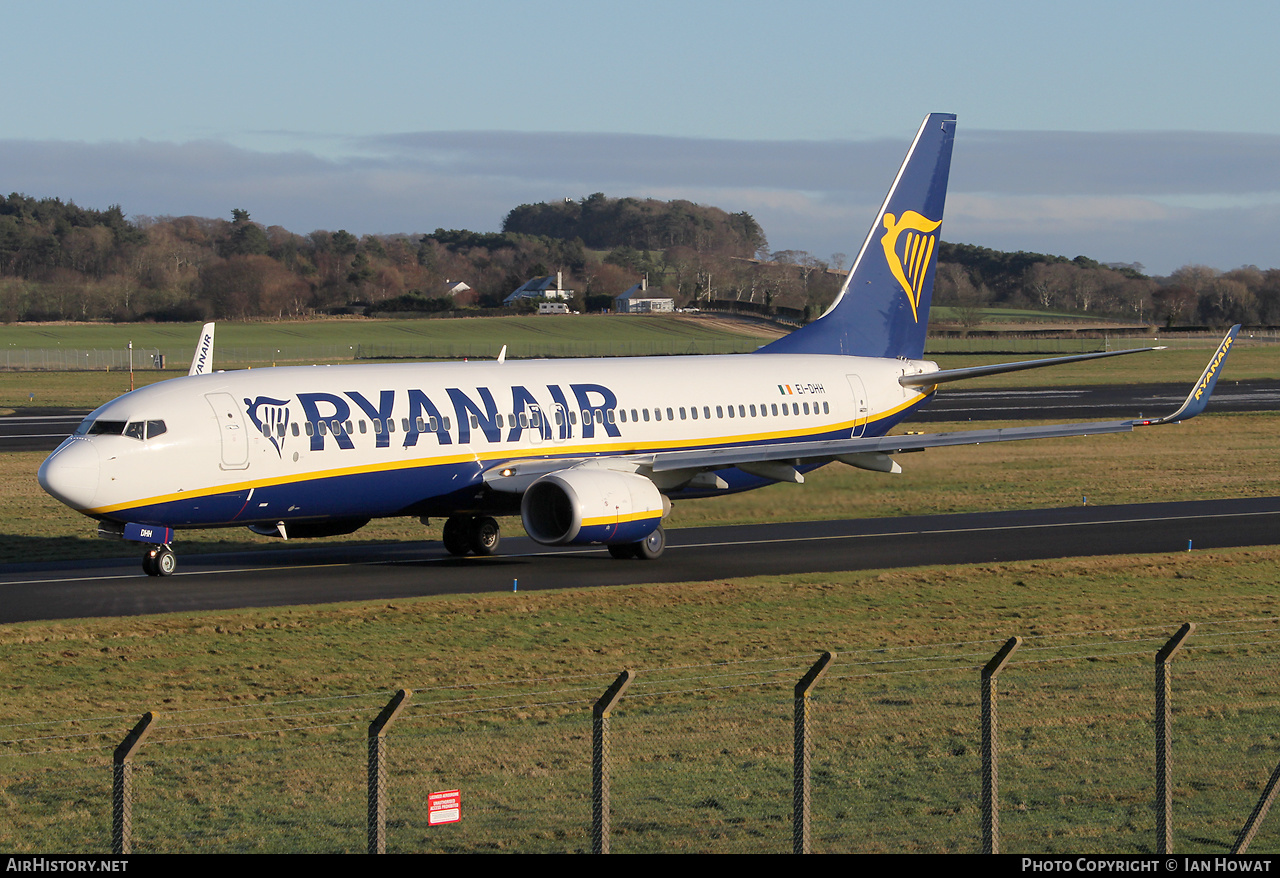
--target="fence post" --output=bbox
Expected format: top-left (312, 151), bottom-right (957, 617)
top-left (1232, 756), bottom-right (1280, 853)
top-left (982, 637), bottom-right (1021, 854)
top-left (112, 711), bottom-right (156, 855)
top-left (368, 688), bottom-right (412, 854)
top-left (592, 669), bottom-right (634, 854)
top-left (1156, 622), bottom-right (1195, 854)
top-left (793, 651), bottom-right (835, 854)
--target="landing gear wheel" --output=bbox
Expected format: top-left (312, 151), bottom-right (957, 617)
top-left (143, 545), bottom-right (177, 577)
top-left (634, 525), bottom-right (665, 561)
top-left (156, 547), bottom-right (177, 576)
top-left (607, 544), bottom-right (634, 559)
top-left (442, 516), bottom-right (472, 556)
top-left (469, 516), bottom-right (501, 556)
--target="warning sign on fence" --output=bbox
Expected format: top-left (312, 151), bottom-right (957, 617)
top-left (429, 789), bottom-right (461, 826)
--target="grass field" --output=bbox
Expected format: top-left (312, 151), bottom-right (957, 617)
top-left (1, 549), bottom-right (1278, 852)
top-left (0, 314), bottom-right (768, 348)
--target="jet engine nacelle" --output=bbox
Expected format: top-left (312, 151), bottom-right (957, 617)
top-left (521, 469), bottom-right (668, 546)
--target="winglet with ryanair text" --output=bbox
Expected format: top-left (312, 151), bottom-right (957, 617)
top-left (1132, 325), bottom-right (1239, 427)
top-left (187, 323), bottom-right (215, 376)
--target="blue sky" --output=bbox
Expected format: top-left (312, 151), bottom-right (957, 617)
top-left (3, 0), bottom-right (1278, 275)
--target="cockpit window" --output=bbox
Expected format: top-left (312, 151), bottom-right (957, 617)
top-left (79, 418), bottom-right (166, 440)
top-left (87, 420), bottom-right (126, 436)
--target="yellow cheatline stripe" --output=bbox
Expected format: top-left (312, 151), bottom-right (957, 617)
top-left (88, 393), bottom-right (932, 516)
top-left (582, 510), bottom-right (662, 527)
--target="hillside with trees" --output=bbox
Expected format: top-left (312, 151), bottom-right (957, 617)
top-left (0, 190), bottom-right (1276, 327)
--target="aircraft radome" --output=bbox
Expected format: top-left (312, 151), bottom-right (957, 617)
top-left (38, 114), bottom-right (1240, 576)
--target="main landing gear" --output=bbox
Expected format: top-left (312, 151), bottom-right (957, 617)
top-left (607, 524), bottom-right (665, 560)
top-left (442, 515), bottom-right (502, 557)
top-left (142, 544), bottom-right (177, 577)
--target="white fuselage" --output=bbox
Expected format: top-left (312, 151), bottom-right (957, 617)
top-left (39, 352), bottom-right (937, 531)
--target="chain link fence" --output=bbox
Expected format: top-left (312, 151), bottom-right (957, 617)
top-left (2, 620), bottom-right (1279, 853)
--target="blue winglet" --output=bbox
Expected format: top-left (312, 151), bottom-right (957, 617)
top-left (1135, 325), bottom-right (1240, 426)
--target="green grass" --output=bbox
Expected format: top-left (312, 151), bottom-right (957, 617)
top-left (0, 314), bottom-right (769, 356)
top-left (930, 306), bottom-right (1122, 323)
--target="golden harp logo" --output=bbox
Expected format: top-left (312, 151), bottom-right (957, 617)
top-left (880, 210), bottom-right (941, 322)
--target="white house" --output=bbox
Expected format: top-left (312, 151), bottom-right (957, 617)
top-left (504, 271), bottom-right (573, 305)
top-left (614, 277), bottom-right (674, 313)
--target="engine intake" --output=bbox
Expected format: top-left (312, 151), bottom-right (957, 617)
top-left (522, 469), bottom-right (667, 546)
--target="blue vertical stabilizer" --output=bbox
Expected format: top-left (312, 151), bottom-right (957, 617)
top-left (758, 113), bottom-right (956, 359)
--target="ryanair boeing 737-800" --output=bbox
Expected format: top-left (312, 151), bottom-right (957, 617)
top-left (37, 114), bottom-right (1240, 576)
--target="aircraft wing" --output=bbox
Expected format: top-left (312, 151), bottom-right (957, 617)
top-left (648, 325), bottom-right (1240, 476)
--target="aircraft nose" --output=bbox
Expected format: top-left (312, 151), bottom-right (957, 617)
top-left (38, 439), bottom-right (101, 510)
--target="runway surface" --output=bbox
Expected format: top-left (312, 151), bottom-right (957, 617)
top-left (3, 496), bottom-right (1278, 623)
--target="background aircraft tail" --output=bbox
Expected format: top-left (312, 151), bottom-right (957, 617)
top-left (758, 113), bottom-right (956, 359)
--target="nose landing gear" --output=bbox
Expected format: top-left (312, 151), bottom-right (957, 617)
top-left (142, 545), bottom-right (177, 577)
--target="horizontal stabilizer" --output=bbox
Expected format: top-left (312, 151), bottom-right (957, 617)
top-left (899, 345), bottom-right (1165, 387)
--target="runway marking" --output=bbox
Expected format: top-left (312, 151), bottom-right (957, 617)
top-left (678, 507), bottom-right (1280, 548)
top-left (5, 506), bottom-right (1278, 588)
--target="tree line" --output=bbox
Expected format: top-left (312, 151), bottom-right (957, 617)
top-left (0, 190), bottom-right (1274, 327)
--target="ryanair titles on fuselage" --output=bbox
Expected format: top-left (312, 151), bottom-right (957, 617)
top-left (243, 379), bottom-right (833, 457)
